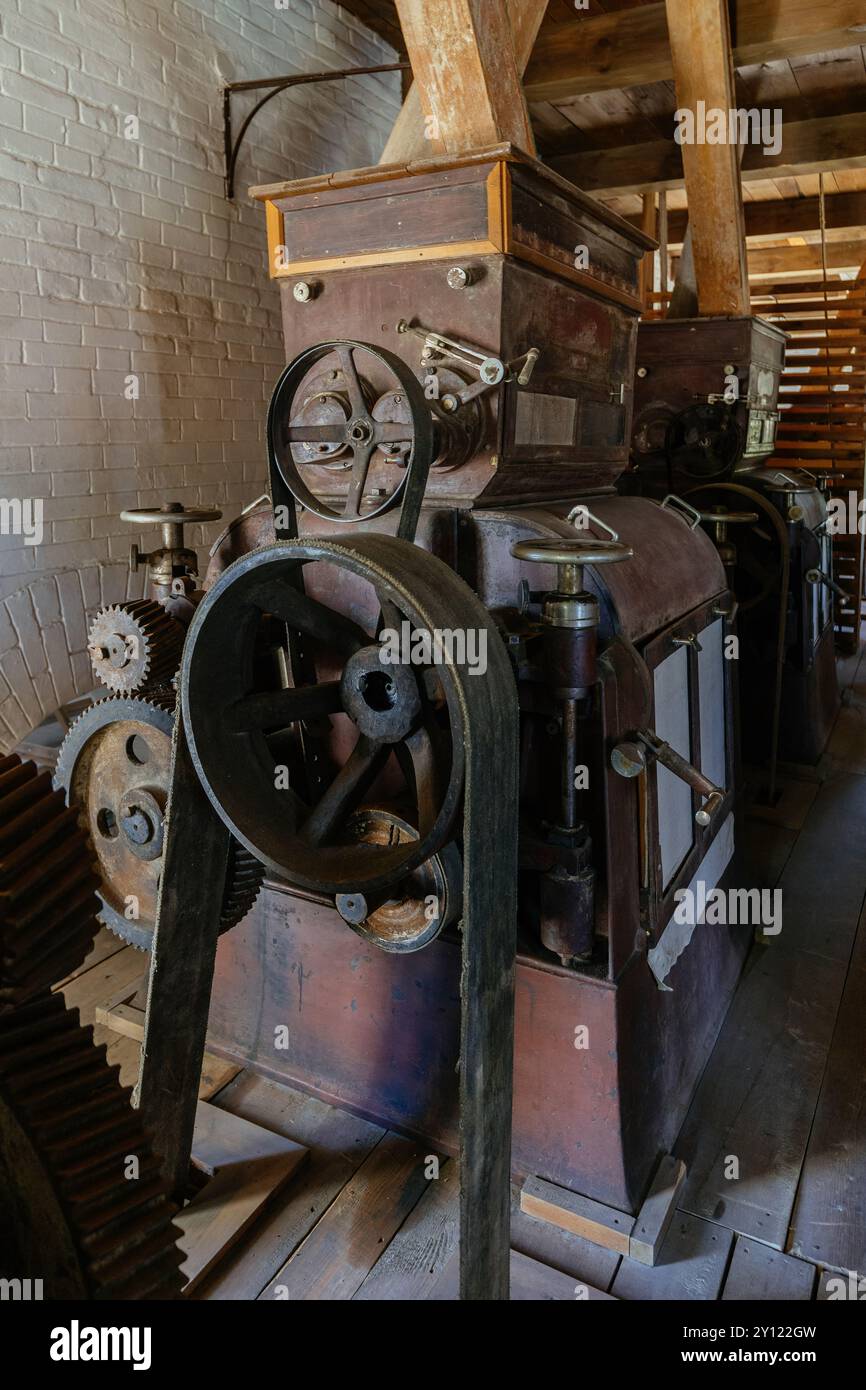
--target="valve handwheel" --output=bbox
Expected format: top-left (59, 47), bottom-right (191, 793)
top-left (268, 341), bottom-right (435, 527)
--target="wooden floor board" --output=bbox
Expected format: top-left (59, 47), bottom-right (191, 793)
top-left (789, 912), bottom-right (866, 1274)
top-left (354, 1158), bottom-right (459, 1300)
top-left (675, 945), bottom-right (846, 1249)
top-left (767, 772), bottom-right (866, 963)
top-left (721, 1237), bottom-right (816, 1300)
top-left (194, 1073), bottom-right (386, 1300)
top-left (611, 1213), bottom-right (733, 1301)
top-left (257, 1131), bottom-right (432, 1301)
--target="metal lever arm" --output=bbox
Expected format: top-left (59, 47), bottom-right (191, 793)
top-left (611, 727), bottom-right (726, 827)
top-left (806, 568), bottom-right (847, 602)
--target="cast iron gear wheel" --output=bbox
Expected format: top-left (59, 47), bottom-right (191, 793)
top-left (54, 694), bottom-right (264, 951)
top-left (0, 756), bottom-right (183, 1298)
top-left (88, 599), bottom-right (185, 694)
top-left (0, 754), bottom-right (103, 1009)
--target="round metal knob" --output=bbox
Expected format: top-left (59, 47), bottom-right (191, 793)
top-left (511, 538), bottom-right (633, 567)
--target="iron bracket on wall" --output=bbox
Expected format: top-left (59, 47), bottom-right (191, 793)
top-left (223, 62), bottom-right (410, 199)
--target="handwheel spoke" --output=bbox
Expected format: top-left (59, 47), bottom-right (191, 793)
top-left (400, 724), bottom-right (440, 837)
top-left (285, 424), bottom-right (347, 444)
top-left (344, 442), bottom-right (375, 519)
top-left (300, 734), bottom-right (385, 847)
top-left (251, 583), bottom-right (369, 654)
top-left (228, 681), bottom-right (343, 733)
top-left (373, 421), bottom-right (412, 444)
top-left (337, 345), bottom-right (367, 418)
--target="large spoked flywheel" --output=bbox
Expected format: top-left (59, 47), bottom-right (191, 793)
top-left (180, 536), bottom-right (487, 903)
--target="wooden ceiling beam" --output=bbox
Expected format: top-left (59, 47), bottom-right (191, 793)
top-left (662, 1), bottom-right (749, 315)
top-left (382, 0), bottom-right (547, 164)
top-left (744, 240), bottom-right (866, 276)
top-left (522, 0), bottom-right (866, 103)
top-left (552, 111), bottom-right (866, 197)
top-left (629, 192), bottom-right (866, 246)
top-left (390, 0), bottom-right (537, 157)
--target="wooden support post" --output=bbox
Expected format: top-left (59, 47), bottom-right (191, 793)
top-left (133, 716), bottom-right (232, 1201)
top-left (663, 0), bottom-right (749, 315)
top-left (385, 0), bottom-right (545, 161)
top-left (657, 189), bottom-right (669, 297)
top-left (638, 193), bottom-right (656, 311)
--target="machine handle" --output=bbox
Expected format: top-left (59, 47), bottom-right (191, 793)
top-left (660, 494), bottom-right (703, 530)
top-left (567, 505), bottom-right (620, 542)
top-left (611, 727), bottom-right (726, 827)
top-left (806, 568), bottom-right (847, 602)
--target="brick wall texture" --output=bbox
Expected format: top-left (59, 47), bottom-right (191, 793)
top-left (0, 0), bottom-right (400, 609)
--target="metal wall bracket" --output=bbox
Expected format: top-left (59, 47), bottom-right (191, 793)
top-left (223, 62), bottom-right (410, 199)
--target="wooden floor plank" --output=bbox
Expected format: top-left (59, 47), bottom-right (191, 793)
top-left (178, 1102), bottom-right (308, 1293)
top-left (429, 1247), bottom-right (616, 1300)
top-left (258, 1132), bottom-right (431, 1301)
top-left (611, 1214), bottom-right (733, 1301)
top-left (790, 916), bottom-right (866, 1274)
top-left (354, 1158), bottom-right (459, 1301)
top-left (193, 1073), bottom-right (385, 1300)
top-left (57, 946), bottom-right (145, 1027)
top-left (675, 945), bottom-right (846, 1249)
top-left (53, 925), bottom-right (129, 988)
top-left (721, 1237), bottom-right (815, 1301)
top-left (766, 773), bottom-right (866, 963)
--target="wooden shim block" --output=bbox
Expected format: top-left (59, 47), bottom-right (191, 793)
top-left (721, 1237), bottom-right (816, 1300)
top-left (95, 1001), bottom-right (144, 1041)
top-left (176, 1101), bottom-right (308, 1293)
top-left (612, 1213), bottom-right (733, 1300)
top-left (510, 1185), bottom-right (621, 1293)
top-left (520, 1175), bottom-right (634, 1256)
top-left (354, 1158), bottom-right (460, 1301)
top-left (198, 1056), bottom-right (242, 1102)
top-left (675, 946), bottom-right (845, 1249)
top-left (629, 1155), bottom-right (687, 1266)
top-left (258, 1132), bottom-right (431, 1301)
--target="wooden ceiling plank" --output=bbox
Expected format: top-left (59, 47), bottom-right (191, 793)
top-left (662, 0), bottom-right (749, 315)
top-left (382, 0), bottom-right (547, 163)
top-left (645, 191), bottom-right (866, 246)
top-left (523, 0), bottom-right (866, 103)
top-left (553, 111), bottom-right (866, 196)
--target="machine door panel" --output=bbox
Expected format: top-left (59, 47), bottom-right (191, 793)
top-left (642, 596), bottom-right (736, 942)
top-left (653, 644), bottom-right (693, 888)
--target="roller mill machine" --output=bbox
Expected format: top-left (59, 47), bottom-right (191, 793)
top-left (184, 145), bottom-right (749, 1222)
top-left (628, 316), bottom-right (840, 773)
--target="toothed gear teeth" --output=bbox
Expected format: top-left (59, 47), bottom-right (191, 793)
top-left (0, 760), bottom-right (183, 1298)
top-left (54, 696), bottom-right (263, 951)
top-left (87, 600), bottom-right (185, 695)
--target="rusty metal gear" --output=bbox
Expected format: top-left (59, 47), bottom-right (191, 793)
top-left (0, 754), bottom-right (102, 1010)
top-left (0, 754), bottom-right (183, 1298)
top-left (54, 695), bottom-right (264, 952)
top-left (88, 599), bottom-right (185, 694)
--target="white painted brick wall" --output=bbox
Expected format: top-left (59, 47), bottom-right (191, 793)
top-left (0, 0), bottom-right (400, 599)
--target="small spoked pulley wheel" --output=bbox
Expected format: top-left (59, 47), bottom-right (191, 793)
top-left (268, 341), bottom-right (434, 524)
top-left (181, 537), bottom-right (471, 922)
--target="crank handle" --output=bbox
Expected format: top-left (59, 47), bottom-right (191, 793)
top-left (806, 568), bottom-right (847, 602)
top-left (611, 728), bottom-right (727, 827)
